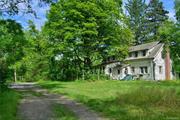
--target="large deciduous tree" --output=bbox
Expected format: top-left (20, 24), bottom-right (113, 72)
top-left (43, 0), bottom-right (133, 80)
top-left (125, 0), bottom-right (146, 44)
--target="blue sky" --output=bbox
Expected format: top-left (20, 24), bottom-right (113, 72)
top-left (4, 0), bottom-right (176, 30)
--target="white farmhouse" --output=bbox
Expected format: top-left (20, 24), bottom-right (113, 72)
top-left (104, 41), bottom-right (173, 80)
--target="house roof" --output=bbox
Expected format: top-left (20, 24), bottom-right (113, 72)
top-left (99, 41), bottom-right (164, 65)
top-left (148, 43), bottom-right (164, 58)
top-left (125, 42), bottom-right (164, 61)
top-left (129, 41), bottom-right (160, 52)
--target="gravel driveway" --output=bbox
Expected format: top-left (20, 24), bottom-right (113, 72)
top-left (10, 83), bottom-right (107, 120)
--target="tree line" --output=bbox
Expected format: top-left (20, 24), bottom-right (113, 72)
top-left (0, 0), bottom-right (179, 88)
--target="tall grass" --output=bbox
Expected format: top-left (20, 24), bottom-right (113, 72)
top-left (0, 89), bottom-right (21, 120)
top-left (117, 87), bottom-right (180, 107)
top-left (39, 80), bottom-right (180, 120)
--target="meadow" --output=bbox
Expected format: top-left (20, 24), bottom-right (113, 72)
top-left (39, 80), bottom-right (180, 120)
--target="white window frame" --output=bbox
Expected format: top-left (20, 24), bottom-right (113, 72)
top-left (140, 67), bottom-right (148, 74)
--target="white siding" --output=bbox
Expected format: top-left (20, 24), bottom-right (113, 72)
top-left (128, 59), bottom-right (153, 80)
top-left (104, 44), bottom-right (174, 80)
top-left (153, 48), bottom-right (165, 80)
top-left (153, 48), bottom-right (173, 80)
top-left (104, 62), bottom-right (121, 79)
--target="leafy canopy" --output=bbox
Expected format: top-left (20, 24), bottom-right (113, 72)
top-left (43, 0), bottom-right (133, 80)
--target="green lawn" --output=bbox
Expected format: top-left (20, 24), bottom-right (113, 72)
top-left (39, 80), bottom-right (180, 120)
top-left (53, 104), bottom-right (78, 120)
top-left (0, 89), bottom-right (21, 120)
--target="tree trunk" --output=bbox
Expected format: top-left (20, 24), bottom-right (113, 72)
top-left (14, 69), bottom-right (17, 82)
top-left (97, 68), bottom-right (100, 81)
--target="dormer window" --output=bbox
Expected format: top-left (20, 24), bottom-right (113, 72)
top-left (135, 52), bottom-right (138, 57)
top-left (142, 50), bottom-right (146, 56)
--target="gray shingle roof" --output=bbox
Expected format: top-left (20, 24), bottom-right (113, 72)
top-left (129, 41), bottom-right (160, 52)
top-left (148, 43), bottom-right (164, 58)
top-left (126, 42), bottom-right (164, 61)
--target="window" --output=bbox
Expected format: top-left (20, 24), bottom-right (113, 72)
top-left (135, 52), bottom-right (138, 57)
top-left (131, 67), bottom-right (135, 73)
top-left (145, 67), bottom-right (148, 73)
top-left (124, 68), bottom-right (128, 74)
top-left (129, 53), bottom-right (132, 57)
top-left (140, 67), bottom-right (148, 74)
top-left (142, 50), bottom-right (146, 56)
top-left (140, 67), bottom-right (143, 74)
top-left (109, 68), bottom-right (112, 73)
top-left (118, 69), bottom-right (121, 74)
top-left (159, 66), bottom-right (162, 74)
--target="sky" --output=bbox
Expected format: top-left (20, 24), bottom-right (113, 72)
top-left (4, 0), bottom-right (176, 30)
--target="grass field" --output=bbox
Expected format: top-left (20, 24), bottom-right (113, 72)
top-left (0, 89), bottom-right (21, 120)
top-left (53, 104), bottom-right (78, 120)
top-left (39, 80), bottom-right (180, 120)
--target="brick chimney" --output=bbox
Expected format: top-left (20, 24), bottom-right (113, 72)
top-left (165, 47), bottom-right (171, 80)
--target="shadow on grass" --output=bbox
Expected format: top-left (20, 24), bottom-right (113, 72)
top-left (39, 81), bottom-right (66, 89)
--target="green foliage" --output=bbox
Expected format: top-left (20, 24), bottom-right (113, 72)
top-left (0, 0), bottom-right (53, 15)
top-left (158, 21), bottom-right (180, 72)
top-left (175, 0), bottom-right (180, 22)
top-left (125, 0), bottom-right (146, 44)
top-left (0, 89), bottom-right (21, 120)
top-left (142, 0), bottom-right (169, 42)
top-left (125, 0), bottom-right (169, 43)
top-left (19, 21), bottom-right (51, 81)
top-left (0, 19), bottom-right (26, 84)
top-left (39, 80), bottom-right (180, 120)
top-left (43, 0), bottom-right (133, 80)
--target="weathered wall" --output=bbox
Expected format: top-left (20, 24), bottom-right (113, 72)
top-left (128, 59), bottom-right (153, 80)
top-left (153, 47), bottom-right (166, 80)
top-left (153, 47), bottom-right (174, 80)
top-left (105, 60), bottom-right (154, 80)
top-left (105, 45), bottom-right (174, 80)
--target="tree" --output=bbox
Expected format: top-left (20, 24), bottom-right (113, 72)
top-left (0, 0), bottom-right (53, 15)
top-left (158, 21), bottom-right (180, 78)
top-left (17, 20), bottom-right (51, 81)
top-left (157, 1), bottom-right (180, 77)
top-left (175, 0), bottom-right (180, 22)
top-left (125, 0), bottom-right (146, 44)
top-left (0, 19), bottom-right (26, 83)
top-left (43, 0), bottom-right (133, 80)
top-left (143, 0), bottom-right (169, 42)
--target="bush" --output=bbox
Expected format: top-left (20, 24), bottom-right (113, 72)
top-left (0, 70), bottom-right (7, 92)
